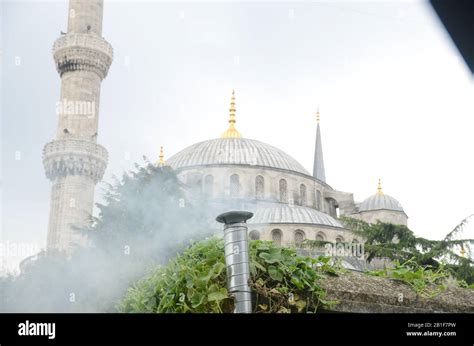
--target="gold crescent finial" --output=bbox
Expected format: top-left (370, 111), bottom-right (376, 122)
top-left (460, 244), bottom-right (466, 257)
top-left (377, 178), bottom-right (384, 195)
top-left (221, 89), bottom-right (242, 138)
top-left (158, 146), bottom-right (165, 166)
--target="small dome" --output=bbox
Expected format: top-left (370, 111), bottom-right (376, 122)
top-left (359, 193), bottom-right (404, 212)
top-left (167, 138), bottom-right (310, 176)
top-left (359, 179), bottom-right (404, 213)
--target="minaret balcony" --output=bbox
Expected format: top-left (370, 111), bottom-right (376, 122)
top-left (53, 33), bottom-right (113, 79)
top-left (43, 139), bottom-right (108, 182)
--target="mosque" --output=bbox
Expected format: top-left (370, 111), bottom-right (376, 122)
top-left (162, 90), bottom-right (408, 248)
top-left (42, 0), bottom-right (407, 254)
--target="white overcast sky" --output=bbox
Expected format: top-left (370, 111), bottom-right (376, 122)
top-left (1, 0), bottom-right (473, 271)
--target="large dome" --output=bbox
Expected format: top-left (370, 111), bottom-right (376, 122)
top-left (359, 193), bottom-right (404, 212)
top-left (167, 138), bottom-right (310, 175)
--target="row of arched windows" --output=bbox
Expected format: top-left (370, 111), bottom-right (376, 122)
top-left (201, 174), bottom-right (323, 208)
top-left (279, 179), bottom-right (322, 209)
top-left (269, 229), bottom-right (306, 246)
top-left (255, 229), bottom-right (359, 245)
top-left (278, 179), bottom-right (310, 207)
top-left (202, 173), bottom-right (266, 199)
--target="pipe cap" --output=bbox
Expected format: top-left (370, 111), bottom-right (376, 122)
top-left (216, 211), bottom-right (254, 225)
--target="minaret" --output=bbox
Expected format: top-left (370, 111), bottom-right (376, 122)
top-left (312, 107), bottom-right (326, 182)
top-left (43, 0), bottom-right (113, 252)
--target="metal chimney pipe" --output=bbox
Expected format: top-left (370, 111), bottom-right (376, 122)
top-left (216, 211), bottom-right (254, 313)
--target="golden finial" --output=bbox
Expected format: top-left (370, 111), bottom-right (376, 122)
top-left (460, 244), bottom-right (466, 257)
top-left (221, 90), bottom-right (242, 138)
top-left (316, 105), bottom-right (320, 123)
top-left (230, 89), bottom-right (236, 123)
top-left (158, 146), bottom-right (165, 166)
top-left (377, 178), bottom-right (384, 195)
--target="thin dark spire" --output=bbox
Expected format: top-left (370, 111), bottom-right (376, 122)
top-left (312, 106), bottom-right (326, 182)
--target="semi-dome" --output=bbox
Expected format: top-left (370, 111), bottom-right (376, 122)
top-left (167, 137), bottom-right (310, 176)
top-left (359, 180), bottom-right (404, 212)
top-left (248, 204), bottom-right (343, 228)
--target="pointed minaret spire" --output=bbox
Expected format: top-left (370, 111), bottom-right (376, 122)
top-left (221, 90), bottom-right (242, 138)
top-left (312, 106), bottom-right (326, 182)
top-left (158, 146), bottom-right (165, 166)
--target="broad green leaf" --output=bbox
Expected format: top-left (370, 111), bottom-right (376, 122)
top-left (291, 276), bottom-right (304, 290)
top-left (259, 249), bottom-right (282, 264)
top-left (208, 288), bottom-right (228, 302)
top-left (268, 265), bottom-right (283, 281)
top-left (211, 262), bottom-right (226, 278)
top-left (190, 292), bottom-right (205, 308)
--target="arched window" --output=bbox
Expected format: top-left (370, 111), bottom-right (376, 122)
top-left (249, 230), bottom-right (260, 240)
top-left (255, 175), bottom-right (264, 200)
top-left (352, 239), bottom-right (359, 244)
top-left (204, 174), bottom-right (214, 197)
top-left (230, 174), bottom-right (240, 198)
top-left (294, 230), bottom-right (306, 245)
top-left (336, 236), bottom-right (344, 243)
top-left (279, 179), bottom-right (287, 203)
top-left (191, 177), bottom-right (202, 195)
top-left (316, 190), bottom-right (322, 210)
top-left (271, 229), bottom-right (282, 246)
top-left (299, 184), bottom-right (307, 206)
top-left (316, 232), bottom-right (326, 241)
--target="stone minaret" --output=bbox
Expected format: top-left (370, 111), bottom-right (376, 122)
top-left (43, 0), bottom-right (113, 252)
top-left (312, 107), bottom-right (326, 182)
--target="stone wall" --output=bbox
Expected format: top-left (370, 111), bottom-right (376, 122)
top-left (320, 271), bottom-right (474, 313)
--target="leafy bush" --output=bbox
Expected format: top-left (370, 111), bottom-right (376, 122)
top-left (341, 215), bottom-right (474, 284)
top-left (119, 238), bottom-right (341, 313)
